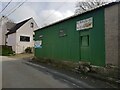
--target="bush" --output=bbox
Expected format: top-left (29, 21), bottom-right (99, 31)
top-left (0, 45), bottom-right (14, 56)
top-left (25, 47), bottom-right (32, 53)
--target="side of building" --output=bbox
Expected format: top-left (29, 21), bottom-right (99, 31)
top-left (34, 2), bottom-right (120, 66)
top-left (105, 3), bottom-right (120, 65)
top-left (6, 18), bottom-right (38, 54)
top-left (15, 18), bottom-right (38, 53)
top-left (35, 7), bottom-right (105, 66)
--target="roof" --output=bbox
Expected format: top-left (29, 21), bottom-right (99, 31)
top-left (6, 18), bottom-right (32, 35)
top-left (35, 1), bottom-right (120, 32)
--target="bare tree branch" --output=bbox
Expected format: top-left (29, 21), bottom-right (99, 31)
top-left (74, 0), bottom-right (108, 15)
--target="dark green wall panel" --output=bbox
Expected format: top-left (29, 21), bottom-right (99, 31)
top-left (35, 8), bottom-right (105, 66)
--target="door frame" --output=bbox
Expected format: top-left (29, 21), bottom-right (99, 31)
top-left (79, 31), bottom-right (90, 62)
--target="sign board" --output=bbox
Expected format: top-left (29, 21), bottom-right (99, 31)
top-left (76, 17), bottom-right (93, 31)
top-left (34, 40), bottom-right (42, 48)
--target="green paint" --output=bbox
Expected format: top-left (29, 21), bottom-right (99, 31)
top-left (35, 8), bottom-right (105, 66)
top-left (80, 35), bottom-right (90, 61)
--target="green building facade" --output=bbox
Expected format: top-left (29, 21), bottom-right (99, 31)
top-left (34, 2), bottom-right (120, 66)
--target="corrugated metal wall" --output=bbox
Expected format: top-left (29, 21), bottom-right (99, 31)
top-left (35, 8), bottom-right (105, 66)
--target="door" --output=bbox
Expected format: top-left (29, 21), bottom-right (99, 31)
top-left (80, 35), bottom-right (90, 62)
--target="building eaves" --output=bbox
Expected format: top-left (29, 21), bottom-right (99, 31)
top-left (6, 18), bottom-right (32, 35)
top-left (35, 1), bottom-right (120, 32)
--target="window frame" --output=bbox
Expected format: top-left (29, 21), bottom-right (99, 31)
top-left (20, 36), bottom-right (30, 42)
top-left (30, 22), bottom-right (34, 28)
top-left (81, 35), bottom-right (89, 47)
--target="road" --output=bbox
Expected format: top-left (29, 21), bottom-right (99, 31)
top-left (2, 56), bottom-right (93, 88)
top-left (2, 56), bottom-right (117, 88)
top-left (2, 56), bottom-right (74, 88)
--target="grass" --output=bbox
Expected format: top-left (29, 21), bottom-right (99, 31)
top-left (8, 53), bottom-right (34, 59)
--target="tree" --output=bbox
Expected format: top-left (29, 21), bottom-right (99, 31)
top-left (74, 0), bottom-right (108, 15)
top-left (0, 16), bottom-right (15, 45)
top-left (0, 15), bottom-right (15, 30)
top-left (0, 16), bottom-right (14, 25)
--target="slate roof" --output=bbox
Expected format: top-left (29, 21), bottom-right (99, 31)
top-left (6, 18), bottom-right (32, 35)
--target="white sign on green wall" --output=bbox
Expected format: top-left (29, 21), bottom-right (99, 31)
top-left (34, 40), bottom-right (42, 48)
top-left (76, 17), bottom-right (93, 31)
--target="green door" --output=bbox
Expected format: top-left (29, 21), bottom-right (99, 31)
top-left (80, 35), bottom-right (90, 62)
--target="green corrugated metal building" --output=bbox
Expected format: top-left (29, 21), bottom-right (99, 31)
top-left (34, 2), bottom-right (120, 66)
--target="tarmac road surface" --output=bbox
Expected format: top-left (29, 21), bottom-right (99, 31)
top-left (2, 56), bottom-right (116, 88)
top-left (2, 56), bottom-right (91, 88)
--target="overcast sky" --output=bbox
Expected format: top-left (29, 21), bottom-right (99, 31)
top-left (0, 0), bottom-right (116, 28)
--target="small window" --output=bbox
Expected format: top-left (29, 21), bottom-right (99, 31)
top-left (59, 30), bottom-right (67, 37)
top-left (31, 22), bottom-right (34, 28)
top-left (20, 36), bottom-right (30, 42)
top-left (81, 35), bottom-right (89, 47)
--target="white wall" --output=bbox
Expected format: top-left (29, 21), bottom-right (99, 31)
top-left (7, 33), bottom-right (16, 52)
top-left (0, 24), bottom-right (2, 45)
top-left (16, 18), bottom-right (38, 53)
top-left (0, 22), bottom-right (7, 45)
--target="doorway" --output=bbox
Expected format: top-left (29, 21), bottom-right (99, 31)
top-left (80, 35), bottom-right (90, 62)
